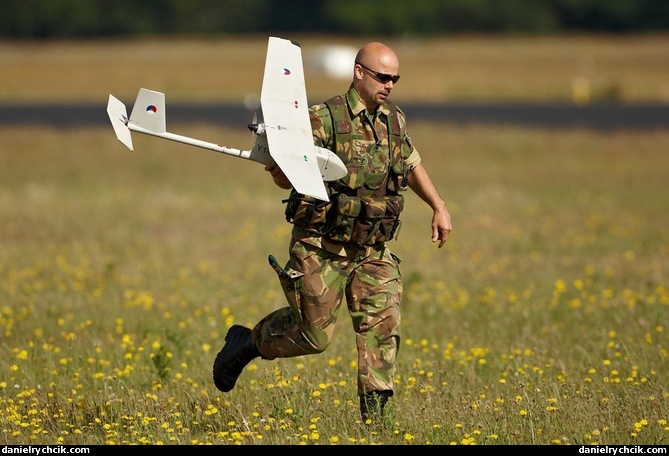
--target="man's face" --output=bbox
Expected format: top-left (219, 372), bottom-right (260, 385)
top-left (355, 59), bottom-right (400, 110)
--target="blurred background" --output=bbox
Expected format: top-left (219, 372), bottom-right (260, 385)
top-left (1, 0), bottom-right (668, 127)
top-left (3, 0), bottom-right (668, 38)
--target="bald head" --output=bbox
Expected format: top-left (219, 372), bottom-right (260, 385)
top-left (352, 42), bottom-right (400, 112)
top-left (355, 42), bottom-right (399, 73)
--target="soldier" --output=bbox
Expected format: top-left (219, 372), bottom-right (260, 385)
top-left (213, 41), bottom-right (452, 422)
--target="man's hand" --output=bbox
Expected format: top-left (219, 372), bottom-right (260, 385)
top-left (265, 162), bottom-right (292, 189)
top-left (432, 207), bottom-right (452, 248)
top-left (406, 163), bottom-right (453, 249)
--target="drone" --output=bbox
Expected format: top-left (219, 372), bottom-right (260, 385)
top-left (106, 36), bottom-right (347, 201)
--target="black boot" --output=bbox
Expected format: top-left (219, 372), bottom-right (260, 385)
top-left (360, 391), bottom-right (392, 422)
top-left (213, 325), bottom-right (260, 392)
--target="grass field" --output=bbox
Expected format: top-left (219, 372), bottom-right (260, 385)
top-left (1, 36), bottom-right (668, 445)
top-left (1, 34), bottom-right (669, 104)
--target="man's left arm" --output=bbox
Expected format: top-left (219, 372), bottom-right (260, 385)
top-left (407, 163), bottom-right (452, 248)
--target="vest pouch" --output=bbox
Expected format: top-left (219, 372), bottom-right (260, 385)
top-left (351, 195), bottom-right (405, 245)
top-left (352, 197), bottom-right (386, 245)
top-left (364, 148), bottom-right (390, 190)
top-left (364, 171), bottom-right (388, 190)
top-left (327, 194), bottom-right (362, 242)
top-left (288, 197), bottom-right (332, 234)
top-left (379, 194), bottom-right (404, 241)
top-left (387, 160), bottom-right (408, 193)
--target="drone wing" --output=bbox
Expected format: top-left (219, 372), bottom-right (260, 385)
top-left (261, 37), bottom-right (329, 202)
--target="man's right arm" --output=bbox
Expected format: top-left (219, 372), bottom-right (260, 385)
top-left (264, 162), bottom-right (292, 189)
top-left (265, 105), bottom-right (332, 191)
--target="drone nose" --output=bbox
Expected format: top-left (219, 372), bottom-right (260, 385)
top-left (248, 123), bottom-right (266, 135)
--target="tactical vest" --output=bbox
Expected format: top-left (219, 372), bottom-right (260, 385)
top-left (284, 95), bottom-right (411, 246)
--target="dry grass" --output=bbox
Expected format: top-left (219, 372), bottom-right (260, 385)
top-left (1, 34), bottom-right (669, 104)
top-left (0, 122), bottom-right (668, 444)
top-left (0, 36), bottom-right (668, 445)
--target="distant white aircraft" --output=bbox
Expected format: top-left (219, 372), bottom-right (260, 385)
top-left (106, 37), bottom-right (346, 201)
top-left (308, 45), bottom-right (357, 79)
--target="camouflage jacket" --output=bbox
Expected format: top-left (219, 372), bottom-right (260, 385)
top-left (284, 86), bottom-right (419, 247)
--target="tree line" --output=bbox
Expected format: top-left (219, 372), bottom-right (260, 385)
top-left (2, 0), bottom-right (668, 39)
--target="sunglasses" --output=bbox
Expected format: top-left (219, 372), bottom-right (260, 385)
top-left (355, 61), bottom-right (401, 84)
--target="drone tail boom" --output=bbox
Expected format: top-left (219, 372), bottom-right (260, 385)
top-left (107, 88), bottom-right (262, 162)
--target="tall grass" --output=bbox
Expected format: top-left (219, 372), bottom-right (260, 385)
top-left (1, 122), bottom-right (667, 445)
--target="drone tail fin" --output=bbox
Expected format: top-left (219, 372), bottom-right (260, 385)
top-left (129, 88), bottom-right (167, 134)
top-left (106, 94), bottom-right (134, 151)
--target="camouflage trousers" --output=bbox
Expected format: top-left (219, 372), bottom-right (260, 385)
top-left (252, 237), bottom-right (402, 396)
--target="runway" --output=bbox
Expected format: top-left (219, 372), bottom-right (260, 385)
top-left (1, 102), bottom-right (668, 130)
